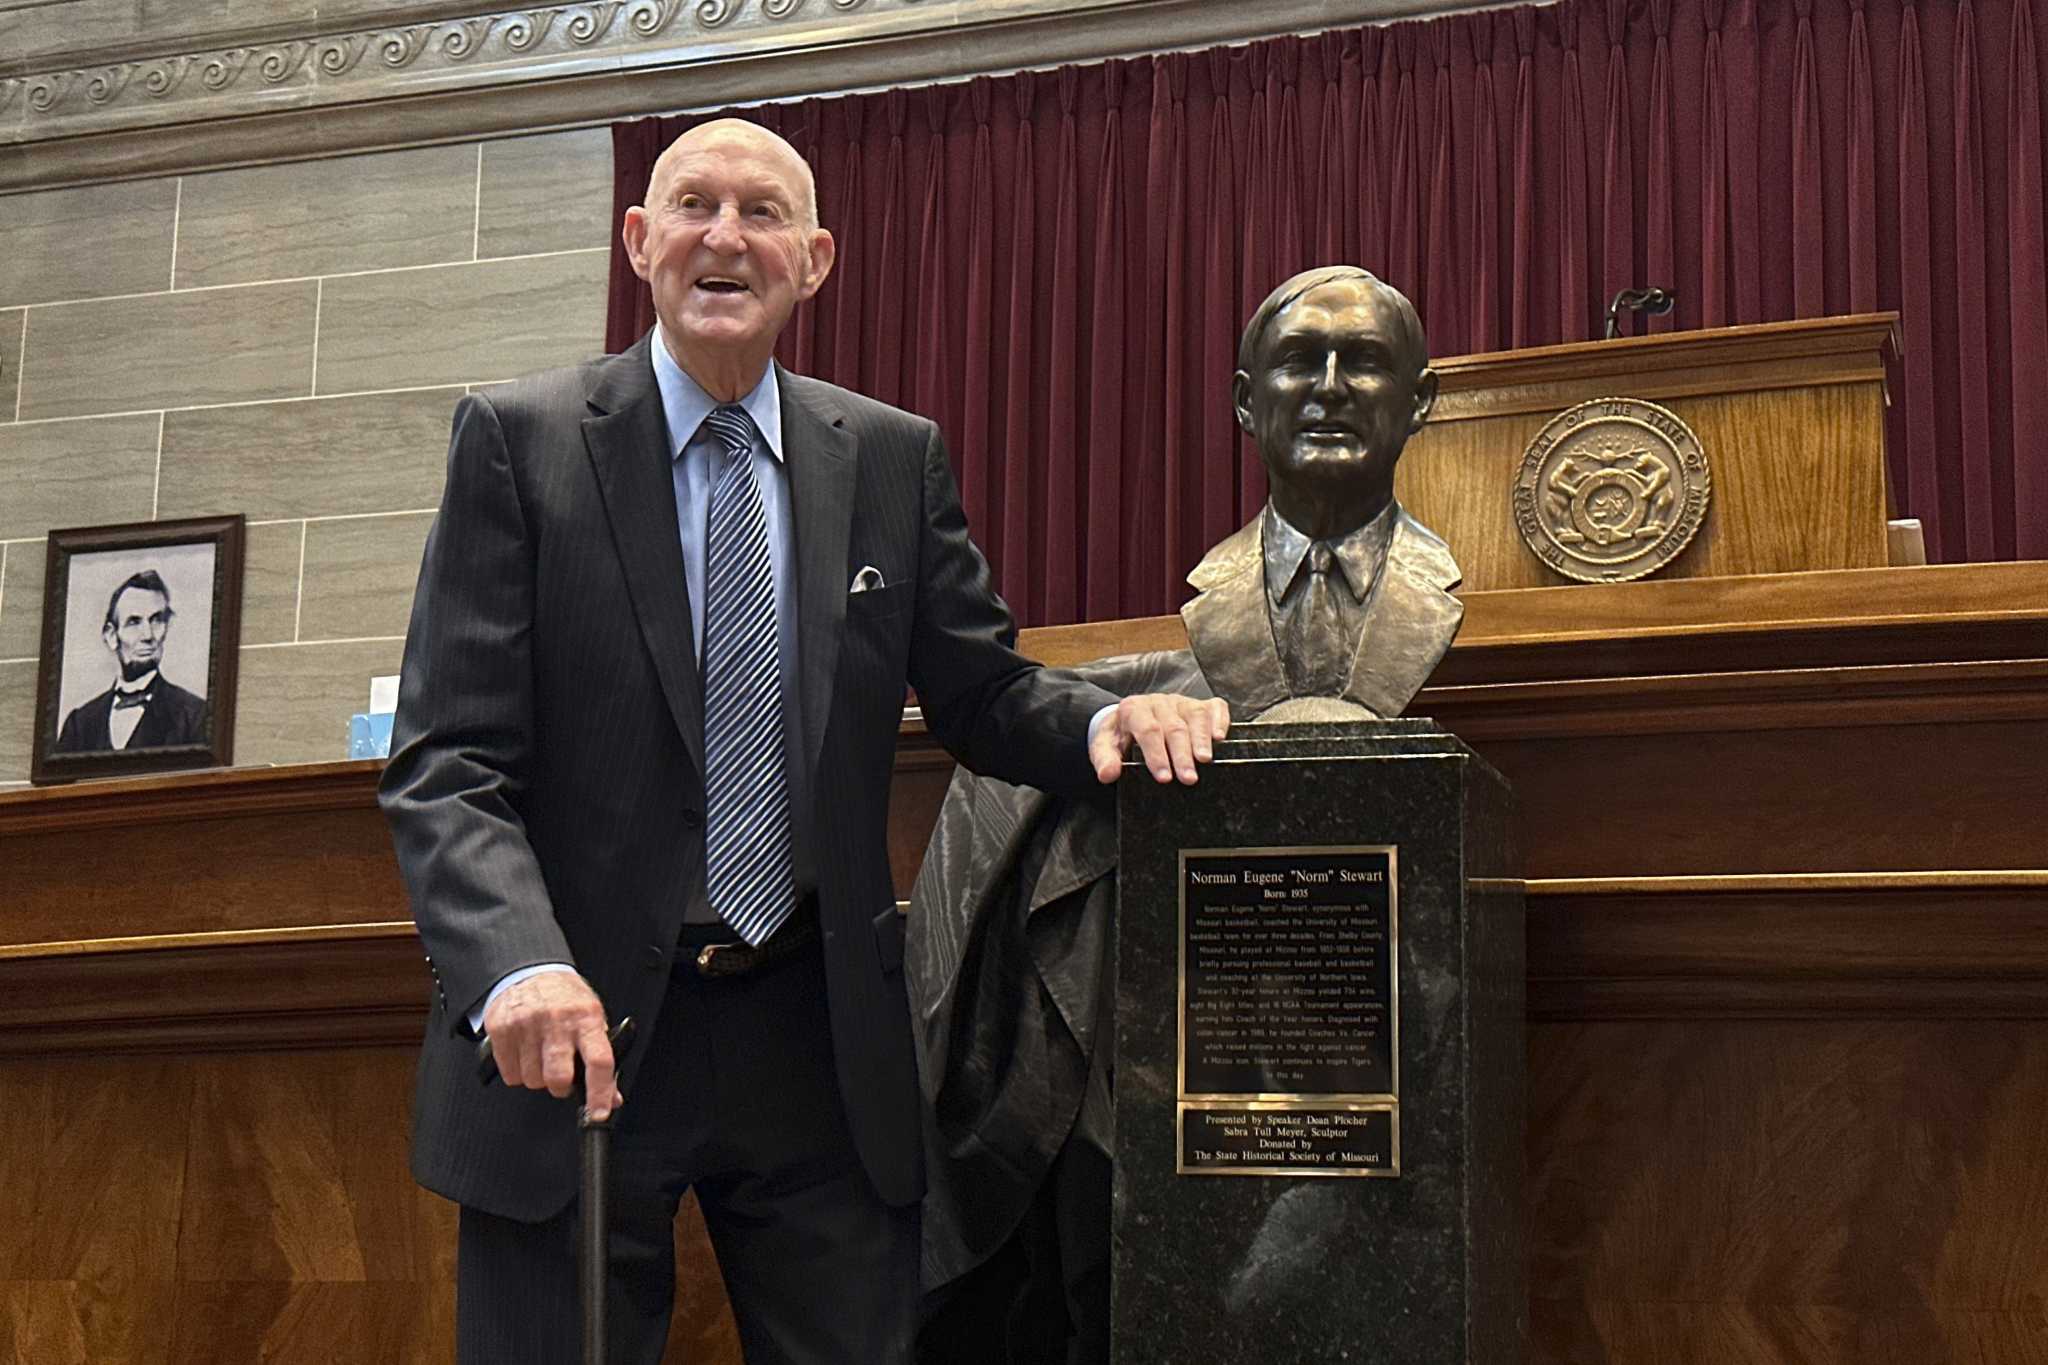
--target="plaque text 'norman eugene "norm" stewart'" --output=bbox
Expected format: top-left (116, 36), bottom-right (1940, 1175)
top-left (1177, 847), bottom-right (1399, 1177)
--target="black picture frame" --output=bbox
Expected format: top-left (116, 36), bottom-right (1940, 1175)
top-left (29, 515), bottom-right (246, 785)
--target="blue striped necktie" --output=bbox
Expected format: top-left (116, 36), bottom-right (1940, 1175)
top-left (699, 403), bottom-right (795, 946)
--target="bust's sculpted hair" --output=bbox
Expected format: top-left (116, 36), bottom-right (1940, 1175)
top-left (1235, 266), bottom-right (1428, 379)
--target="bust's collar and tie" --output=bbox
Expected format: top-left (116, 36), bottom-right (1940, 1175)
top-left (1181, 501), bottom-right (1462, 722)
top-left (1261, 500), bottom-right (1395, 609)
top-left (1263, 502), bottom-right (1395, 699)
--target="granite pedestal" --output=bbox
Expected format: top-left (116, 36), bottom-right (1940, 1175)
top-left (1112, 720), bottom-right (1523, 1364)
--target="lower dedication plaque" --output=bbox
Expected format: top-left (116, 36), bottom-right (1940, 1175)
top-left (1178, 846), bottom-right (1398, 1176)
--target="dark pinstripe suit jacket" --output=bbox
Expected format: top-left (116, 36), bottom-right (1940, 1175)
top-left (381, 333), bottom-right (1115, 1222)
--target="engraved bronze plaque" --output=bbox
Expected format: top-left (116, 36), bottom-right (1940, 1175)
top-left (1512, 396), bottom-right (1712, 583)
top-left (1178, 846), bottom-right (1398, 1177)
top-left (1181, 1106), bottom-right (1396, 1175)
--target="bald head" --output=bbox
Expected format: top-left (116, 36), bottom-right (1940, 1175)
top-left (646, 118), bottom-right (820, 232)
top-left (622, 113), bottom-right (837, 401)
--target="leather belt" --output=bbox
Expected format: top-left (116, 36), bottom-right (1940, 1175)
top-left (691, 895), bottom-right (819, 978)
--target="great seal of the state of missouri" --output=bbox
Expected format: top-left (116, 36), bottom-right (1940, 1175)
top-left (1511, 396), bottom-right (1712, 583)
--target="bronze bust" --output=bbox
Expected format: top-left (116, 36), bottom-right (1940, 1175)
top-left (1181, 266), bottom-right (1463, 722)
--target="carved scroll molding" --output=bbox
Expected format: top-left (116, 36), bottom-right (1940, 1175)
top-left (0, 0), bottom-right (1493, 194)
top-left (3, 1), bottom-right (702, 136)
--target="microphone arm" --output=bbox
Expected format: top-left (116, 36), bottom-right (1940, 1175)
top-left (1604, 286), bottom-right (1677, 339)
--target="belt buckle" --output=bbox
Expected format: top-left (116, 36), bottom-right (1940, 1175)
top-left (696, 940), bottom-right (746, 976)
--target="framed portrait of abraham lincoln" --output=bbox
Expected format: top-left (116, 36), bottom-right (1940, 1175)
top-left (29, 516), bottom-right (245, 785)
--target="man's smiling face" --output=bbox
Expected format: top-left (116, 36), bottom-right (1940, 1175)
top-left (622, 121), bottom-right (835, 396)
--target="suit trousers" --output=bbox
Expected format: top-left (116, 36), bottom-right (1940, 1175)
top-left (456, 927), bottom-right (920, 1365)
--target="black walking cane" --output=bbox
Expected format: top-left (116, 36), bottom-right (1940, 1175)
top-left (477, 1016), bottom-right (637, 1365)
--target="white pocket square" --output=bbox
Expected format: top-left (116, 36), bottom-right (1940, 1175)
top-left (850, 565), bottom-right (887, 593)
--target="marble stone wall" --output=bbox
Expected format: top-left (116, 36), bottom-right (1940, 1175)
top-left (0, 127), bottom-right (615, 785)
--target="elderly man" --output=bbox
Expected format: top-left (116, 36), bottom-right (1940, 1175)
top-left (380, 118), bottom-right (1225, 1365)
top-left (53, 570), bottom-right (207, 754)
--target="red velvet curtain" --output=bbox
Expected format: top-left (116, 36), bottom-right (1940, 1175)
top-left (609, 0), bottom-right (2048, 625)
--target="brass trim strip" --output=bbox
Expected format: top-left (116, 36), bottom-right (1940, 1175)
top-left (0, 920), bottom-right (418, 961)
top-left (1530, 870), bottom-right (2048, 896)
top-left (1182, 1091), bottom-right (1401, 1105)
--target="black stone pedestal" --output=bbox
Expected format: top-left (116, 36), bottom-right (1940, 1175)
top-left (1112, 720), bottom-right (1523, 1364)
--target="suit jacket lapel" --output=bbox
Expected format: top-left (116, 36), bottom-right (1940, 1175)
top-left (1181, 518), bottom-right (1290, 721)
top-left (1342, 507), bottom-right (1465, 719)
top-left (779, 368), bottom-right (857, 784)
top-left (583, 335), bottom-right (704, 777)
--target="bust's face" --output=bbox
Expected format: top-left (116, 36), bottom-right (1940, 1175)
top-left (1235, 280), bottom-right (1435, 508)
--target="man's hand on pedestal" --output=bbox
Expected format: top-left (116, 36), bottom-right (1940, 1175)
top-left (1090, 694), bottom-right (1232, 785)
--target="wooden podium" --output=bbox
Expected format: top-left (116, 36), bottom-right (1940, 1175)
top-left (1397, 314), bottom-right (1900, 589)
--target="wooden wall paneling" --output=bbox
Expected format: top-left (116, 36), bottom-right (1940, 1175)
top-left (0, 761), bottom-right (382, 837)
top-left (1681, 388), bottom-right (1887, 577)
top-left (1527, 875), bottom-right (2048, 1018)
top-left (0, 565), bottom-right (2040, 1365)
top-left (0, 806), bottom-right (405, 947)
top-left (0, 1044), bottom-right (739, 1365)
top-left (171, 1050), bottom-right (421, 1281)
top-left (0, 1055), bottom-right (191, 1365)
top-left (166, 1049), bottom-right (454, 1365)
top-left (1474, 720), bottom-right (2048, 878)
top-left (166, 1280), bottom-right (447, 1365)
top-left (6, 873), bottom-right (2046, 1059)
top-left (1433, 661), bottom-right (2048, 740)
top-left (1528, 1020), bottom-right (2048, 1363)
top-left (887, 725), bottom-right (954, 899)
top-left (898, 687), bottom-right (2048, 891)
top-left (665, 1196), bottom-right (744, 1365)
top-left (0, 929), bottom-right (432, 1055)
top-left (1437, 617), bottom-right (2048, 688)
